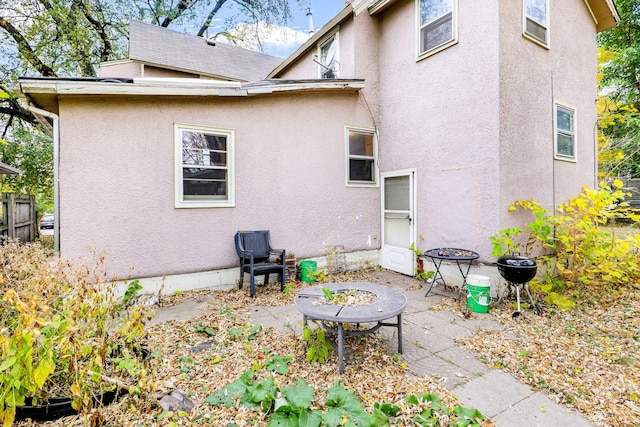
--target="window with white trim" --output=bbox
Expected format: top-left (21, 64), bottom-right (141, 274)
top-left (524, 0), bottom-right (549, 46)
top-left (418, 0), bottom-right (456, 56)
top-left (555, 103), bottom-right (575, 160)
top-left (175, 124), bottom-right (234, 207)
top-left (346, 127), bottom-right (377, 185)
top-left (318, 34), bottom-right (338, 79)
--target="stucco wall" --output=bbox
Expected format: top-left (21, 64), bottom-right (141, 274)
top-left (57, 91), bottom-right (377, 279)
top-left (498, 0), bottom-right (599, 230)
top-left (374, 0), bottom-right (502, 260)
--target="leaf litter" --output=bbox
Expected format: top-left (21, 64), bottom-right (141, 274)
top-left (15, 268), bottom-right (637, 426)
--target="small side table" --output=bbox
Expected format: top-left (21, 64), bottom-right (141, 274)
top-left (423, 248), bottom-right (479, 297)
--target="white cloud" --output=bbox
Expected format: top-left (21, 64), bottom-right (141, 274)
top-left (211, 21), bottom-right (312, 58)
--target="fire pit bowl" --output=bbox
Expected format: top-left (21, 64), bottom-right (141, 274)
top-left (496, 255), bottom-right (537, 284)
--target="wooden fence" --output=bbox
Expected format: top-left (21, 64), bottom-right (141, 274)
top-left (0, 193), bottom-right (36, 243)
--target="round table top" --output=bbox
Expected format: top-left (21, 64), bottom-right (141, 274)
top-left (294, 282), bottom-right (406, 324)
top-left (423, 248), bottom-right (479, 260)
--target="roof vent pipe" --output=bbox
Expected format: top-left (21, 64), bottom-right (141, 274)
top-left (306, 8), bottom-right (314, 35)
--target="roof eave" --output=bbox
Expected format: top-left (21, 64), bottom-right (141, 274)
top-left (368, 0), bottom-right (401, 15)
top-left (18, 78), bottom-right (365, 107)
top-left (587, 0), bottom-right (620, 32)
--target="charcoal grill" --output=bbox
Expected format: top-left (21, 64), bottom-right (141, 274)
top-left (496, 255), bottom-right (540, 318)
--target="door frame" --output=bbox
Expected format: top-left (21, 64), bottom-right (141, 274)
top-left (380, 168), bottom-right (417, 275)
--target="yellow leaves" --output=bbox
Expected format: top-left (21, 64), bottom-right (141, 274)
top-left (33, 357), bottom-right (55, 388)
top-left (612, 178), bottom-right (624, 189)
top-left (70, 382), bottom-right (82, 398)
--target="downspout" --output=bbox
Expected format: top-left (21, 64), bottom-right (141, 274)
top-left (23, 104), bottom-right (60, 252)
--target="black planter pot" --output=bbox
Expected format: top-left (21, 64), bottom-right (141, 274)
top-left (15, 389), bottom-right (124, 422)
top-left (15, 346), bottom-right (148, 422)
top-left (496, 255), bottom-right (537, 284)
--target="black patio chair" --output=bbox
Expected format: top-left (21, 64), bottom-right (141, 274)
top-left (234, 230), bottom-right (286, 298)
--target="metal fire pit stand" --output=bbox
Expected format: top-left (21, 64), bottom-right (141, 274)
top-left (423, 248), bottom-right (479, 298)
top-left (294, 282), bottom-right (406, 374)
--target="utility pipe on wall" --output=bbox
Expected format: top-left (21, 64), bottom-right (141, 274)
top-left (23, 104), bottom-right (60, 252)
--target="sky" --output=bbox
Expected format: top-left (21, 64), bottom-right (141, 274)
top-left (217, 0), bottom-right (346, 58)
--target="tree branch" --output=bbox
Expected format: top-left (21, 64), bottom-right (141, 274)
top-left (160, 0), bottom-right (197, 28)
top-left (75, 0), bottom-right (113, 63)
top-left (0, 16), bottom-right (57, 77)
top-left (196, 0), bottom-right (228, 36)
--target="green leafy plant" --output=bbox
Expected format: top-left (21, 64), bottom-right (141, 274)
top-left (0, 239), bottom-right (150, 425)
top-left (409, 241), bottom-right (435, 281)
top-left (491, 180), bottom-right (640, 309)
top-left (302, 323), bottom-right (333, 364)
top-left (205, 367), bottom-right (488, 427)
top-left (194, 324), bottom-right (216, 336)
top-left (122, 279), bottom-right (143, 305)
top-left (265, 354), bottom-right (293, 375)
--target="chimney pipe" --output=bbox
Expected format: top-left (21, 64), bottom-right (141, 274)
top-left (306, 8), bottom-right (314, 35)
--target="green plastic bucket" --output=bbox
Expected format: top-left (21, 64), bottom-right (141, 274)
top-left (299, 260), bottom-right (317, 283)
top-left (466, 274), bottom-right (491, 313)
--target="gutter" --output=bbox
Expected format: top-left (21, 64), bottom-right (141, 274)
top-left (22, 103), bottom-right (60, 252)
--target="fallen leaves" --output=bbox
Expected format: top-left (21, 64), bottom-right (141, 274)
top-left (458, 286), bottom-right (640, 427)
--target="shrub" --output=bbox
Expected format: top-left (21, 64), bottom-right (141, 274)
top-left (0, 238), bottom-right (151, 425)
top-left (491, 180), bottom-right (640, 308)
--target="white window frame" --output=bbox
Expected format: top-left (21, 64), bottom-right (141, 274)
top-left (174, 123), bottom-right (235, 208)
top-left (317, 32), bottom-right (339, 79)
top-left (554, 102), bottom-right (577, 162)
top-left (345, 126), bottom-right (379, 187)
top-left (416, 0), bottom-right (458, 60)
top-left (523, 0), bottom-right (550, 48)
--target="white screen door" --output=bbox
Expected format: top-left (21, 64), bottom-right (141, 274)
top-left (380, 170), bottom-right (416, 275)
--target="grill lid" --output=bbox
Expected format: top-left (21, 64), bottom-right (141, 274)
top-left (497, 255), bottom-right (536, 267)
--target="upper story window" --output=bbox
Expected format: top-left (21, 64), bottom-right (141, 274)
top-left (524, 0), bottom-right (549, 46)
top-left (555, 103), bottom-right (576, 161)
top-left (318, 34), bottom-right (338, 79)
top-left (175, 124), bottom-right (235, 208)
top-left (418, 0), bottom-right (457, 57)
top-left (346, 127), bottom-right (378, 186)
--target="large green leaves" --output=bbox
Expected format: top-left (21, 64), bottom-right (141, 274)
top-left (323, 381), bottom-right (377, 427)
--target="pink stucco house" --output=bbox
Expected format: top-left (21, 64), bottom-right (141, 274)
top-left (17, 0), bottom-right (619, 294)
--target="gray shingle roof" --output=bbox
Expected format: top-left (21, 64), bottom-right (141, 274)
top-left (128, 21), bottom-right (283, 82)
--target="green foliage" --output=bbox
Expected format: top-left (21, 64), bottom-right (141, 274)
top-left (122, 279), bottom-right (143, 305)
top-left (0, 238), bottom-right (150, 425)
top-left (0, 125), bottom-right (54, 209)
top-left (597, 1), bottom-right (640, 177)
top-left (194, 324), bottom-right (216, 336)
top-left (324, 381), bottom-right (376, 426)
top-left (321, 287), bottom-right (334, 300)
top-left (415, 270), bottom-right (435, 282)
top-left (302, 323), bottom-right (333, 364)
top-left (265, 354), bottom-right (292, 375)
top-left (491, 181), bottom-right (640, 309)
top-left (205, 364), bottom-right (489, 427)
